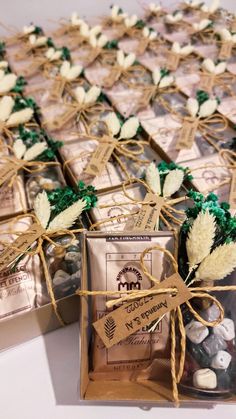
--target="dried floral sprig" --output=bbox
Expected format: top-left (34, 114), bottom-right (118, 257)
top-left (103, 112), bottom-right (139, 139)
top-left (47, 181), bottom-right (97, 219)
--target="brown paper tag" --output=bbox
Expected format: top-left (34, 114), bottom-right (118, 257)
top-left (93, 273), bottom-right (192, 348)
top-left (85, 139), bottom-right (115, 177)
top-left (166, 52), bottom-right (180, 71)
top-left (0, 223), bottom-right (45, 272)
top-left (0, 161), bottom-right (21, 186)
top-left (219, 41), bottom-right (233, 60)
top-left (175, 118), bottom-right (198, 150)
top-left (231, 20), bottom-right (236, 33)
top-left (229, 170), bottom-right (236, 209)
top-left (130, 194), bottom-right (164, 232)
top-left (199, 73), bottom-right (214, 92)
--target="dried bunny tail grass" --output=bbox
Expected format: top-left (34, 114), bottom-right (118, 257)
top-left (119, 116), bottom-right (139, 139)
top-left (145, 162), bottom-right (161, 195)
top-left (13, 138), bottom-right (26, 159)
top-left (47, 199), bottom-right (86, 232)
top-left (24, 142), bottom-right (48, 161)
top-left (186, 210), bottom-right (215, 269)
top-left (6, 108), bottom-right (34, 127)
top-left (195, 242), bottom-right (236, 282)
top-left (162, 169), bottom-right (184, 197)
top-left (34, 190), bottom-right (51, 229)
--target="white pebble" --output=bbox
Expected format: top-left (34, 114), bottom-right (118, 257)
top-left (211, 350), bottom-right (232, 370)
top-left (213, 318), bottom-right (235, 341)
top-left (193, 369), bottom-right (217, 389)
top-left (185, 320), bottom-right (209, 344)
top-left (201, 304), bottom-right (221, 322)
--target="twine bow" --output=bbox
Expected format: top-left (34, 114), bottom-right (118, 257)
top-left (63, 132), bottom-right (150, 184)
top-left (199, 69), bottom-right (236, 95)
top-left (102, 63), bottom-right (147, 89)
top-left (0, 213), bottom-right (84, 325)
top-left (78, 243), bottom-right (236, 405)
top-left (89, 177), bottom-right (187, 232)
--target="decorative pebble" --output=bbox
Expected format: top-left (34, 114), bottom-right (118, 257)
top-left (215, 370), bottom-right (231, 390)
top-left (193, 369), bottom-right (217, 390)
top-left (53, 270), bottom-right (70, 286)
top-left (188, 342), bottom-right (211, 368)
top-left (202, 334), bottom-right (227, 356)
top-left (213, 318), bottom-right (235, 341)
top-left (201, 304), bottom-right (221, 323)
top-left (185, 320), bottom-right (209, 344)
top-left (67, 245), bottom-right (80, 253)
top-left (64, 251), bottom-right (81, 263)
top-left (211, 350), bottom-right (232, 370)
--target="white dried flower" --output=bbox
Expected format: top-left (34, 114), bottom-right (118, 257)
top-left (111, 5), bottom-right (127, 22)
top-left (90, 25), bottom-right (102, 37)
top-left (0, 95), bottom-right (14, 121)
top-left (104, 112), bottom-right (121, 136)
top-left (45, 47), bottom-right (62, 61)
top-left (60, 61), bottom-right (83, 80)
top-left (29, 34), bottom-right (47, 47)
top-left (159, 75), bottom-right (174, 88)
top-left (186, 98), bottom-right (199, 117)
top-left (201, 0), bottom-right (220, 14)
top-left (13, 138), bottom-right (26, 159)
top-left (165, 12), bottom-right (183, 24)
top-left (119, 116), bottom-right (139, 139)
top-left (34, 190), bottom-right (51, 229)
top-left (89, 33), bottom-right (108, 48)
top-left (0, 61), bottom-right (9, 69)
top-left (202, 58), bottom-right (226, 74)
top-left (142, 27), bottom-right (157, 40)
top-left (195, 242), bottom-right (236, 281)
top-left (23, 25), bottom-right (35, 35)
top-left (71, 12), bottom-right (82, 26)
top-left (124, 14), bottom-right (138, 28)
top-left (186, 210), bottom-right (216, 268)
top-left (184, 0), bottom-right (202, 8)
top-left (84, 85), bottom-right (101, 104)
top-left (74, 86), bottom-right (86, 104)
top-left (145, 162), bottom-right (161, 195)
top-left (6, 108), bottom-right (34, 127)
top-left (152, 68), bottom-right (161, 85)
top-left (23, 142), bottom-right (47, 161)
top-left (193, 19), bottom-right (212, 31)
top-left (116, 50), bottom-right (136, 69)
top-left (0, 73), bottom-right (17, 94)
top-left (162, 169), bottom-right (184, 197)
top-left (172, 42), bottom-right (194, 56)
top-left (149, 3), bottom-right (161, 12)
top-left (47, 199), bottom-right (86, 232)
top-left (80, 22), bottom-right (90, 37)
top-left (198, 98), bottom-right (218, 118)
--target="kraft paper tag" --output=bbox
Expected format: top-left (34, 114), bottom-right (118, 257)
top-left (130, 194), bottom-right (164, 232)
top-left (93, 273), bottom-right (192, 348)
top-left (175, 118), bottom-right (198, 150)
top-left (0, 223), bottom-right (45, 272)
top-left (0, 161), bottom-right (22, 187)
top-left (231, 20), bottom-right (236, 33)
top-left (219, 42), bottom-right (233, 60)
top-left (85, 139), bottom-right (115, 177)
top-left (199, 73), bottom-right (214, 92)
top-left (166, 52), bottom-right (180, 71)
top-left (229, 170), bottom-right (236, 209)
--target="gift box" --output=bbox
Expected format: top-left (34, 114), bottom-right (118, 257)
top-left (0, 214), bottom-right (82, 350)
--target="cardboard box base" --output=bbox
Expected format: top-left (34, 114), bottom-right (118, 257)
top-left (0, 294), bottom-right (79, 351)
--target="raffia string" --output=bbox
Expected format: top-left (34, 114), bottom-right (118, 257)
top-left (89, 177), bottom-right (187, 231)
top-left (62, 134), bottom-right (150, 184)
top-left (77, 243), bottom-right (236, 404)
top-left (102, 63), bottom-right (147, 88)
top-left (199, 70), bottom-right (236, 96)
top-left (0, 212), bottom-right (85, 326)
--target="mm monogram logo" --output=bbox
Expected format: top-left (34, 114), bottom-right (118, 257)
top-left (104, 316), bottom-right (116, 341)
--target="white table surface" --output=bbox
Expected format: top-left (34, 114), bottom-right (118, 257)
top-left (0, 323), bottom-right (236, 419)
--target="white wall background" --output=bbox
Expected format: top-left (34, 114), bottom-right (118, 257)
top-left (0, 1), bottom-right (236, 419)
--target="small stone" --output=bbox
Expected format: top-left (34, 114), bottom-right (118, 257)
top-left (67, 245), bottom-right (80, 253)
top-left (193, 368), bottom-right (217, 390)
top-left (64, 251), bottom-right (81, 263)
top-left (45, 244), bottom-right (55, 257)
top-left (53, 270), bottom-right (70, 286)
top-left (215, 370), bottom-right (231, 390)
top-left (201, 304), bottom-right (221, 322)
top-left (211, 350), bottom-right (232, 370)
top-left (188, 342), bottom-right (211, 368)
top-left (64, 261), bottom-right (78, 274)
top-left (55, 235), bottom-right (73, 246)
top-left (202, 334), bottom-right (227, 356)
top-left (70, 270), bottom-right (81, 281)
top-left (213, 318), bottom-right (235, 341)
top-left (185, 320), bottom-right (209, 344)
